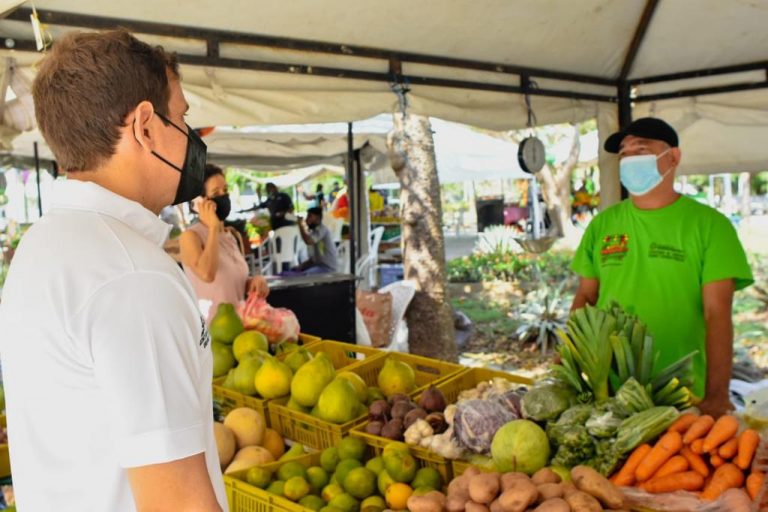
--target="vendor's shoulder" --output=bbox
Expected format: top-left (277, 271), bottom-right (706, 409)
top-left (588, 199), bottom-right (631, 224)
top-left (678, 196), bottom-right (730, 221)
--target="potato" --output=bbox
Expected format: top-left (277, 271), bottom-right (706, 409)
top-left (501, 472), bottom-right (531, 491)
top-left (446, 495), bottom-right (470, 512)
top-left (561, 481), bottom-right (578, 497)
top-left (532, 468), bottom-right (561, 485)
top-left (407, 491), bottom-right (447, 512)
top-left (497, 479), bottom-right (538, 512)
top-left (466, 501), bottom-right (491, 512)
top-left (448, 474), bottom-right (471, 501)
top-left (533, 498), bottom-right (571, 512)
top-left (571, 465), bottom-right (624, 509)
top-left (537, 483), bottom-right (564, 503)
top-left (464, 465), bottom-right (482, 478)
top-left (489, 498), bottom-right (505, 512)
top-left (564, 490), bottom-right (602, 512)
top-left (469, 472), bottom-right (501, 504)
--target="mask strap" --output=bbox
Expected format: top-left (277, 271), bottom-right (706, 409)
top-left (656, 148), bottom-right (675, 179)
top-left (151, 150), bottom-right (183, 174)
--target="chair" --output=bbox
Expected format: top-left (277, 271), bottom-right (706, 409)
top-left (268, 226), bottom-right (301, 274)
top-left (337, 240), bottom-right (351, 274)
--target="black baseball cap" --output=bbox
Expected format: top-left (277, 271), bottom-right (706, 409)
top-left (604, 117), bottom-right (679, 153)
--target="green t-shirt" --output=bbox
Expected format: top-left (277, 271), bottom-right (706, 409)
top-left (572, 196), bottom-right (753, 398)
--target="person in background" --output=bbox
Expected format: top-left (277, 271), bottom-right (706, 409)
top-left (300, 183), bottom-right (326, 209)
top-left (329, 181), bottom-right (342, 202)
top-left (0, 29), bottom-right (225, 511)
top-left (254, 182), bottom-right (294, 229)
top-left (181, 163), bottom-right (268, 322)
top-left (294, 207), bottom-right (338, 274)
top-left (369, 186), bottom-right (385, 214)
top-left (571, 117), bottom-right (753, 418)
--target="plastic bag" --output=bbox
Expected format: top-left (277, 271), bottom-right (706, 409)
top-left (621, 487), bottom-right (756, 512)
top-left (356, 290), bottom-right (392, 347)
top-left (237, 294), bottom-right (300, 344)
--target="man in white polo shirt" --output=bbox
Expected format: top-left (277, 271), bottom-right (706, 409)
top-left (0, 31), bottom-right (225, 511)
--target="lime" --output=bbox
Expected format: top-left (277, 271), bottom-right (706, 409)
top-left (278, 460), bottom-right (307, 481)
top-left (338, 437), bottom-right (367, 461)
top-left (321, 482), bottom-right (345, 502)
top-left (334, 459), bottom-right (362, 488)
top-left (299, 495), bottom-right (326, 511)
top-left (245, 467), bottom-right (272, 489)
top-left (410, 467), bottom-right (442, 491)
top-left (320, 447), bottom-right (341, 472)
top-left (283, 476), bottom-right (311, 501)
top-left (307, 466), bottom-right (330, 492)
top-left (266, 480), bottom-right (285, 496)
top-left (377, 469), bottom-right (396, 496)
top-left (343, 467), bottom-right (376, 499)
top-left (328, 493), bottom-right (359, 512)
top-left (364, 456), bottom-right (385, 476)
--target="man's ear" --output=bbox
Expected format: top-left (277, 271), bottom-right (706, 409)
top-left (132, 101), bottom-right (157, 151)
top-left (671, 147), bottom-right (682, 167)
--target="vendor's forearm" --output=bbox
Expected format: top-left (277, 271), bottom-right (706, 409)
top-left (704, 317), bottom-right (733, 401)
top-left (298, 227), bottom-right (314, 245)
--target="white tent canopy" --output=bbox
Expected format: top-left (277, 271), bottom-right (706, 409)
top-left (0, 0), bottom-right (766, 205)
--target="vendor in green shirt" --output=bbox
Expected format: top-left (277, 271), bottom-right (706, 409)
top-left (571, 118), bottom-right (753, 418)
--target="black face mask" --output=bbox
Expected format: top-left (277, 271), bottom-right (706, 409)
top-left (151, 112), bottom-right (208, 205)
top-left (210, 194), bottom-right (231, 221)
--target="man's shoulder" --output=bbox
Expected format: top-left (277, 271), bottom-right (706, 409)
top-left (586, 200), bottom-right (630, 227)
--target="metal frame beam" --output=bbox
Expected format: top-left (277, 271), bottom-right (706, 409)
top-left (5, 7), bottom-right (614, 86)
top-left (619, 0), bottom-right (660, 82)
top-left (629, 60), bottom-right (768, 86)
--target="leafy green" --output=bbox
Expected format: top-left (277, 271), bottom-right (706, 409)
top-left (614, 406), bottom-right (680, 455)
top-left (521, 381), bottom-right (578, 422)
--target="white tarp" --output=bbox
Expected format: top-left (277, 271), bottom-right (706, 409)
top-left (0, 0), bottom-right (766, 203)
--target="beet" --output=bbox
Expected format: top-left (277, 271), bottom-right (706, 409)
top-left (418, 386), bottom-right (447, 413)
top-left (390, 400), bottom-right (416, 420)
top-left (403, 408), bottom-right (428, 429)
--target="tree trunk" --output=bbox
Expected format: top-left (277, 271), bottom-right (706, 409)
top-left (537, 125), bottom-right (581, 238)
top-left (738, 172), bottom-right (751, 219)
top-left (387, 113), bottom-right (458, 362)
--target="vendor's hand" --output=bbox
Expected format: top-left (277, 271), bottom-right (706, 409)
top-left (198, 198), bottom-right (220, 227)
top-left (697, 394), bottom-right (735, 418)
top-left (247, 276), bottom-right (269, 299)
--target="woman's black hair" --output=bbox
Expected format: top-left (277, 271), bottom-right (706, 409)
top-left (204, 163), bottom-right (224, 183)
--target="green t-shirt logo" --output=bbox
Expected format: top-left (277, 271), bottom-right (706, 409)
top-left (600, 233), bottom-right (630, 264)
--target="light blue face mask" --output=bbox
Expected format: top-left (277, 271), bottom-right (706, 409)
top-left (619, 149), bottom-right (672, 196)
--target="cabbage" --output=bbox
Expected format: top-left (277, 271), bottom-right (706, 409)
top-left (453, 399), bottom-right (519, 454)
top-left (521, 382), bottom-right (577, 422)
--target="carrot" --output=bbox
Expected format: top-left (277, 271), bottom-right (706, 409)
top-left (702, 415), bottom-right (739, 453)
top-left (681, 447), bottom-right (710, 477)
top-left (668, 413), bottom-right (699, 434)
top-left (636, 431), bottom-right (683, 482)
top-left (735, 428), bottom-right (761, 470)
top-left (613, 443), bottom-right (652, 487)
top-left (718, 437), bottom-right (739, 459)
top-left (683, 415), bottom-right (715, 444)
top-left (710, 454), bottom-right (725, 468)
top-left (653, 455), bottom-right (689, 479)
top-left (691, 439), bottom-right (705, 454)
top-left (701, 463), bottom-right (745, 501)
top-left (746, 471), bottom-right (765, 501)
top-left (641, 471), bottom-right (705, 494)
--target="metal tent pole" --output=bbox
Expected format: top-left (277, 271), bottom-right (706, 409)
top-left (34, 142), bottom-right (42, 217)
top-left (346, 122), bottom-right (355, 275)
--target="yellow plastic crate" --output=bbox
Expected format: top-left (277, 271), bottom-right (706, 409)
top-left (351, 367), bottom-right (531, 483)
top-left (212, 333), bottom-right (324, 419)
top-left (224, 452), bottom-right (321, 512)
top-left (0, 416), bottom-right (9, 478)
top-left (278, 339), bottom-right (382, 369)
top-left (350, 352), bottom-right (463, 397)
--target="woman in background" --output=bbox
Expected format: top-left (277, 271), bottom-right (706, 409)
top-left (180, 163), bottom-right (268, 322)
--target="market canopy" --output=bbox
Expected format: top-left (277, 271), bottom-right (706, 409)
top-left (0, 0), bottom-right (766, 205)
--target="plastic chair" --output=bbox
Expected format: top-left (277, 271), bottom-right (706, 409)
top-left (336, 240), bottom-right (351, 274)
top-left (268, 226), bottom-right (301, 274)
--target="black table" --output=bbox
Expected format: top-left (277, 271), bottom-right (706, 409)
top-left (266, 273), bottom-right (356, 342)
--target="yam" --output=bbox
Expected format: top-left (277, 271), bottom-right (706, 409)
top-left (564, 490), bottom-right (602, 512)
top-left (571, 465), bottom-right (625, 509)
top-left (532, 468), bottom-right (561, 485)
top-left (533, 498), bottom-right (570, 512)
top-left (469, 472), bottom-right (501, 504)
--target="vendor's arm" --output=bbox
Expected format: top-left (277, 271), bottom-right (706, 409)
top-left (571, 277), bottom-right (599, 311)
top-left (698, 278), bottom-right (736, 418)
top-left (179, 200), bottom-right (220, 283)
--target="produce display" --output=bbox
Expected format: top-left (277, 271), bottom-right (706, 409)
top-left (610, 412), bottom-right (765, 502)
top-left (415, 464), bottom-right (626, 512)
top-left (232, 436), bottom-right (446, 512)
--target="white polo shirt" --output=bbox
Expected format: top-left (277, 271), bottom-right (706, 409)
top-left (0, 180), bottom-right (227, 511)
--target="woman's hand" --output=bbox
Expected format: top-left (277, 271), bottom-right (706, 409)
top-left (198, 198), bottom-right (220, 228)
top-left (247, 276), bottom-right (270, 299)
